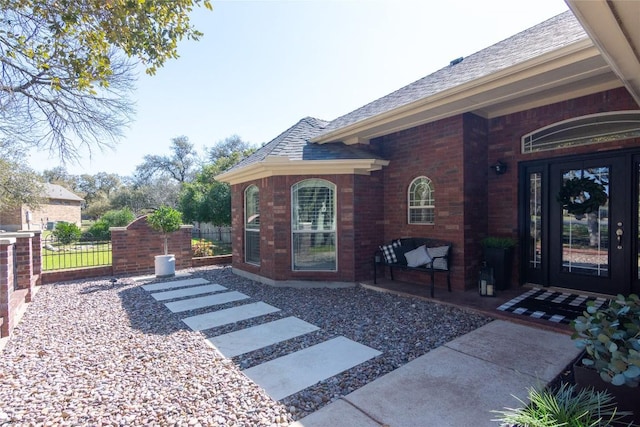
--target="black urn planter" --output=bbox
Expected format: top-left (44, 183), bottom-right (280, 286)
top-left (483, 246), bottom-right (514, 291)
top-left (573, 361), bottom-right (639, 423)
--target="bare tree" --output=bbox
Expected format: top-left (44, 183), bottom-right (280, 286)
top-left (135, 136), bottom-right (197, 183)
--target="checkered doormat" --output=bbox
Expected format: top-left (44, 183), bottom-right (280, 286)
top-left (497, 288), bottom-right (609, 324)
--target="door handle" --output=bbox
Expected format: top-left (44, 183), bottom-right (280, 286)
top-left (616, 222), bottom-right (623, 250)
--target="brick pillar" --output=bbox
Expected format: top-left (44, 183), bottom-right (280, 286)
top-left (14, 234), bottom-right (34, 291)
top-left (0, 237), bottom-right (16, 338)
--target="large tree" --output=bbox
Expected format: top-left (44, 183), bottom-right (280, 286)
top-left (179, 136), bottom-right (255, 225)
top-left (135, 136), bottom-right (197, 183)
top-left (0, 0), bottom-right (212, 161)
top-left (0, 140), bottom-right (42, 208)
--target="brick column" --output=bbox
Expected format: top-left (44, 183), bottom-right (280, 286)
top-left (14, 233), bottom-right (34, 291)
top-left (0, 237), bottom-right (16, 338)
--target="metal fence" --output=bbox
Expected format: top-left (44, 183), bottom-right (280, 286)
top-left (41, 233), bottom-right (112, 271)
top-left (191, 227), bottom-right (232, 257)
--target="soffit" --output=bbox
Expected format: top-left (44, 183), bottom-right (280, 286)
top-left (314, 41), bottom-right (621, 145)
top-left (216, 157), bottom-right (390, 185)
top-left (566, 0), bottom-right (640, 106)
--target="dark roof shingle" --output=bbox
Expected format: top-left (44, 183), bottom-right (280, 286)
top-left (226, 116), bottom-right (383, 173)
top-left (319, 11), bottom-right (587, 136)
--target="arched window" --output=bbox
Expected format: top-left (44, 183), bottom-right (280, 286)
top-left (291, 179), bottom-right (336, 271)
top-left (408, 176), bottom-right (435, 224)
top-left (244, 185), bottom-right (260, 264)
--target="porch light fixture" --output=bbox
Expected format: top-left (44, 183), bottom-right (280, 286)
top-left (491, 160), bottom-right (507, 175)
top-left (478, 263), bottom-right (496, 297)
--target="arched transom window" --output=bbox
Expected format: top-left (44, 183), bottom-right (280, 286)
top-left (291, 179), bottom-right (336, 271)
top-left (244, 185), bottom-right (260, 265)
top-left (408, 176), bottom-right (435, 224)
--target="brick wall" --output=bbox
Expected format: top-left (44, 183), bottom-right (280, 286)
top-left (0, 237), bottom-right (16, 337)
top-left (111, 216), bottom-right (193, 276)
top-left (231, 173), bottom-right (383, 284)
top-left (371, 115), bottom-right (472, 290)
top-left (0, 231), bottom-right (41, 338)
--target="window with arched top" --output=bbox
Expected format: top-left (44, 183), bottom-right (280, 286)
top-left (291, 179), bottom-right (336, 271)
top-left (408, 176), bottom-right (435, 224)
top-left (244, 185), bottom-right (260, 264)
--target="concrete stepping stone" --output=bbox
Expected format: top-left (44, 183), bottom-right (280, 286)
top-left (151, 284), bottom-right (228, 301)
top-left (142, 278), bottom-right (209, 292)
top-left (165, 291), bottom-right (250, 313)
top-left (207, 316), bottom-right (320, 358)
top-left (243, 336), bottom-right (382, 401)
top-left (182, 302), bottom-right (280, 331)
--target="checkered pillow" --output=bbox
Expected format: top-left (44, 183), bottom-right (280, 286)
top-left (380, 240), bottom-right (401, 263)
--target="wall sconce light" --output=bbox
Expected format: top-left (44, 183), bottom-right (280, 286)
top-left (491, 160), bottom-right (507, 175)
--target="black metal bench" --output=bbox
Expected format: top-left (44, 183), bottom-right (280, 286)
top-left (374, 238), bottom-right (452, 298)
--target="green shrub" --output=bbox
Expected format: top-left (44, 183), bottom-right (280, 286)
top-left (192, 239), bottom-right (214, 257)
top-left (86, 208), bottom-right (136, 241)
top-left (492, 383), bottom-right (630, 426)
top-left (571, 293), bottom-right (640, 387)
top-left (101, 208), bottom-right (135, 227)
top-left (52, 222), bottom-right (82, 245)
top-left (86, 220), bottom-right (111, 241)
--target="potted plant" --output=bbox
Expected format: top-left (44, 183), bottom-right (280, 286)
top-left (147, 206), bottom-right (183, 278)
top-left (481, 236), bottom-right (517, 291)
top-left (571, 293), bottom-right (640, 419)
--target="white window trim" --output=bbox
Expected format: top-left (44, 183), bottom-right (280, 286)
top-left (244, 185), bottom-right (260, 265)
top-left (291, 179), bottom-right (337, 272)
top-left (408, 176), bottom-right (435, 225)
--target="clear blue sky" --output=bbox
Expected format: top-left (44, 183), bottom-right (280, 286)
top-left (28, 0), bottom-right (570, 177)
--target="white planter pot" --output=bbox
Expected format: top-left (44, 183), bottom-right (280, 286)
top-left (155, 254), bottom-right (176, 278)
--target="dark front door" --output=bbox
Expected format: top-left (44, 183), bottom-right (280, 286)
top-left (522, 152), bottom-right (638, 295)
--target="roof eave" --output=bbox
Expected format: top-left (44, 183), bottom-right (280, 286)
top-left (566, 0), bottom-right (640, 106)
top-left (312, 40), bottom-right (619, 145)
top-left (215, 157), bottom-right (389, 186)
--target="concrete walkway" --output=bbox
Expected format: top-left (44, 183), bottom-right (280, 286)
top-left (141, 277), bottom-right (382, 402)
top-left (291, 320), bottom-right (581, 427)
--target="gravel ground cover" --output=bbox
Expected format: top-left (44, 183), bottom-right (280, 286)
top-left (1, 266), bottom-right (492, 426)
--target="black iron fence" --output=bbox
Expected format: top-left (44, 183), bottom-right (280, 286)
top-left (41, 233), bottom-right (112, 271)
top-left (191, 227), bottom-right (232, 257)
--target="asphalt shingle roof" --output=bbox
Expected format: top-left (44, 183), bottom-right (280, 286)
top-left (226, 117), bottom-right (384, 173)
top-left (224, 11), bottom-right (589, 177)
top-left (319, 11), bottom-right (588, 137)
top-left (43, 183), bottom-right (83, 201)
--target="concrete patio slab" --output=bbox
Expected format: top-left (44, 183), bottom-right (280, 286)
top-left (182, 302), bottom-right (280, 331)
top-left (243, 336), bottom-right (381, 401)
top-left (142, 278), bottom-right (209, 292)
top-left (289, 399), bottom-right (380, 427)
top-left (164, 291), bottom-right (249, 313)
top-left (444, 319), bottom-right (580, 382)
top-left (291, 320), bottom-right (581, 427)
top-left (150, 284), bottom-right (227, 301)
top-left (207, 316), bottom-right (320, 358)
top-left (340, 345), bottom-right (537, 427)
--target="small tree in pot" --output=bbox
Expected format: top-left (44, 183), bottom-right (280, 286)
top-left (147, 206), bottom-right (183, 277)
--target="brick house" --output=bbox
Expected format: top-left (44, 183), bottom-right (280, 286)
top-left (0, 183), bottom-right (83, 232)
top-left (217, 2), bottom-right (640, 296)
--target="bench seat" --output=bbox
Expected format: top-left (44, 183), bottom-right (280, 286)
top-left (374, 238), bottom-right (452, 298)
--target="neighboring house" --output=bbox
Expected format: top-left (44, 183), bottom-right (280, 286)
top-left (0, 183), bottom-right (83, 232)
top-left (217, 1), bottom-right (640, 297)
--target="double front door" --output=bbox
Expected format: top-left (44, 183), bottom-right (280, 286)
top-left (522, 151), bottom-right (639, 295)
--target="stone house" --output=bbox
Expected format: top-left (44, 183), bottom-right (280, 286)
top-left (216, 2), bottom-right (640, 297)
top-left (0, 183), bottom-right (83, 232)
